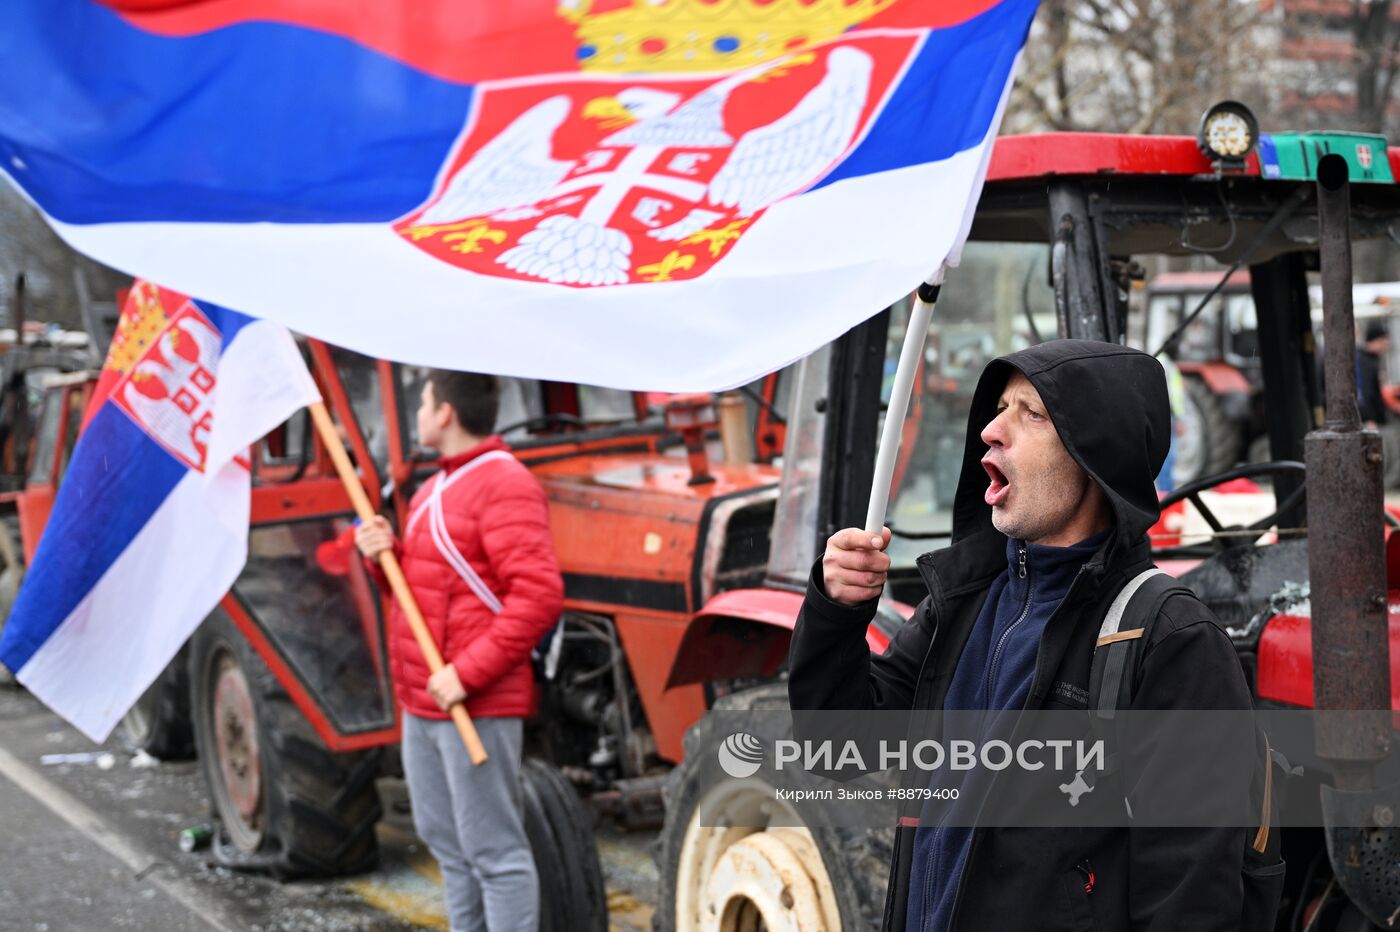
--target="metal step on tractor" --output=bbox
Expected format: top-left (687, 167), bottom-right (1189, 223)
top-left (7, 102), bottom-right (1400, 930)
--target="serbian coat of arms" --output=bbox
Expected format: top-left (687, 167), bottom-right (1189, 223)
top-left (105, 282), bottom-right (222, 473)
top-left (394, 22), bottom-right (921, 287)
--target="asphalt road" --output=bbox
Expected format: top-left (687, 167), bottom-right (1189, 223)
top-left (0, 685), bottom-right (657, 931)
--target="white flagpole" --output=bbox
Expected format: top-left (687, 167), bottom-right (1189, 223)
top-left (864, 275), bottom-right (942, 535)
top-left (858, 52), bottom-right (1017, 534)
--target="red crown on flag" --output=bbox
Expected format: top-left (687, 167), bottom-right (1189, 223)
top-left (106, 281), bottom-right (173, 375)
top-left (559, 0), bottom-right (897, 72)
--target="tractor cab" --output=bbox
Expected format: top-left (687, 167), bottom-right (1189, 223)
top-left (667, 111), bottom-right (1400, 718)
top-left (788, 122), bottom-right (1400, 601)
top-left (753, 108), bottom-right (1400, 930)
top-left (646, 114), bottom-right (1400, 932)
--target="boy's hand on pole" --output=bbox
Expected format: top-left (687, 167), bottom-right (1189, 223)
top-left (308, 400), bottom-right (487, 764)
top-left (822, 527), bottom-right (891, 607)
top-left (427, 664), bottom-right (467, 712)
top-left (354, 515), bottom-right (396, 559)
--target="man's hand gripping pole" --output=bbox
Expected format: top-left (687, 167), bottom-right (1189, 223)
top-left (308, 401), bottom-right (489, 765)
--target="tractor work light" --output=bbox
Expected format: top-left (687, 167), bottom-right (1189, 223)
top-left (1197, 100), bottom-right (1259, 169)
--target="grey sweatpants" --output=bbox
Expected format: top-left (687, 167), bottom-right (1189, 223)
top-left (401, 713), bottom-right (538, 932)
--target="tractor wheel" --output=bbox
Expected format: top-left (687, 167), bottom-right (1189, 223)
top-left (190, 611), bottom-right (381, 878)
top-left (521, 757), bottom-right (608, 932)
top-left (1174, 375), bottom-right (1241, 486)
top-left (118, 647), bottom-right (194, 760)
top-left (655, 684), bottom-right (891, 932)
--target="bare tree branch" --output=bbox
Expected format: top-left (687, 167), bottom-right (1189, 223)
top-left (1011, 0), bottom-right (1272, 136)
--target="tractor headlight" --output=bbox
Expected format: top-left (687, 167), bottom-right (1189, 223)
top-left (1197, 101), bottom-right (1259, 167)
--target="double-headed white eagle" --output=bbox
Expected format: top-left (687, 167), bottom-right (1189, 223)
top-left (415, 47), bottom-right (875, 286)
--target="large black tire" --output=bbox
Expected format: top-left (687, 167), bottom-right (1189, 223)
top-left (521, 757), bottom-right (608, 932)
top-left (190, 611), bottom-right (382, 878)
top-left (1175, 375), bottom-right (1241, 485)
top-left (654, 684), bottom-right (891, 932)
top-left (118, 647), bottom-right (195, 760)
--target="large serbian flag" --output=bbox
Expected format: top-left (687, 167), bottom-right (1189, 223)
top-left (0, 282), bottom-right (320, 742)
top-left (0, 0), bottom-right (1035, 391)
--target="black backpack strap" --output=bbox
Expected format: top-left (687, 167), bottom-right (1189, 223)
top-left (1090, 569), bottom-right (1195, 719)
top-left (1074, 569), bottom-right (1194, 798)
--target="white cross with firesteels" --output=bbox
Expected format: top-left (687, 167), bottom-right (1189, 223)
top-left (549, 145), bottom-right (707, 227)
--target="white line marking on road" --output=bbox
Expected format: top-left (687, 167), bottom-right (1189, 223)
top-left (0, 744), bottom-right (239, 932)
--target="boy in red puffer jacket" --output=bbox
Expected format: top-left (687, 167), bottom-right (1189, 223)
top-left (355, 370), bottom-right (562, 932)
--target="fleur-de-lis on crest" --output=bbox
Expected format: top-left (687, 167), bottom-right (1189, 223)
top-left (637, 251), bottom-right (696, 282)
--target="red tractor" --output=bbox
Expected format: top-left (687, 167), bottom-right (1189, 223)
top-left (1140, 269), bottom-right (1262, 483)
top-left (9, 108), bottom-right (1400, 930)
top-left (10, 343), bottom-right (810, 928)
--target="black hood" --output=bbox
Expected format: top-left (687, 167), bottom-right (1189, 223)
top-left (950, 340), bottom-right (1171, 552)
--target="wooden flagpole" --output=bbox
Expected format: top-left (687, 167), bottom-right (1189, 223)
top-left (307, 401), bottom-right (488, 765)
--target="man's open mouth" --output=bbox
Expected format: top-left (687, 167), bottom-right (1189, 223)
top-left (983, 459), bottom-right (1010, 507)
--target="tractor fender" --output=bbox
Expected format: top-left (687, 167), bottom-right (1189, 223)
top-left (664, 587), bottom-right (897, 690)
top-left (1173, 360), bottom-right (1253, 397)
top-left (1256, 610), bottom-right (1400, 716)
top-left (1258, 529), bottom-right (1400, 714)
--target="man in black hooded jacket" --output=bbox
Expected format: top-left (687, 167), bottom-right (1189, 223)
top-left (788, 340), bottom-right (1254, 931)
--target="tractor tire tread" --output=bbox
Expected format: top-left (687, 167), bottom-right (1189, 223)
top-left (191, 612), bottom-right (382, 880)
top-left (521, 757), bottom-right (608, 932)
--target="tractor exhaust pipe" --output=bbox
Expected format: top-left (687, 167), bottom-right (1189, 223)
top-left (1307, 153), bottom-right (1392, 792)
top-left (1309, 155), bottom-right (1398, 930)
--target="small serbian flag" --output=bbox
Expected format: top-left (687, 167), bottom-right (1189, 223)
top-left (0, 282), bottom-right (320, 742)
top-left (0, 0), bottom-right (1036, 391)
